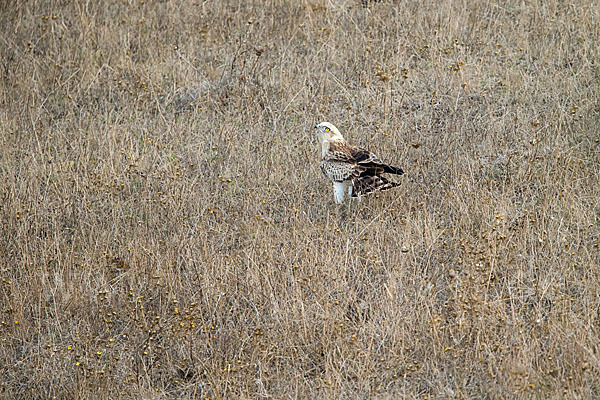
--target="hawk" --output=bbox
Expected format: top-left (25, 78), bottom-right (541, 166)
top-left (314, 122), bottom-right (404, 204)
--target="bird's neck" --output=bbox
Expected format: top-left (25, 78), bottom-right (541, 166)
top-left (321, 140), bottom-right (330, 159)
top-left (321, 137), bottom-right (344, 158)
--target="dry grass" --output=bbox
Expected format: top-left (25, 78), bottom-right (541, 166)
top-left (1, 0), bottom-right (599, 398)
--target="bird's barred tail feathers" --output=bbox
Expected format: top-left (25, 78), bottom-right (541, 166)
top-left (351, 175), bottom-right (401, 197)
top-left (382, 164), bottom-right (404, 175)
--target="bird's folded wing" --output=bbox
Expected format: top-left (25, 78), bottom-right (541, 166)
top-left (327, 142), bottom-right (381, 163)
top-left (341, 144), bottom-right (404, 176)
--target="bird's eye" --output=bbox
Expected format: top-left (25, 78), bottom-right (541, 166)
top-left (325, 127), bottom-right (330, 132)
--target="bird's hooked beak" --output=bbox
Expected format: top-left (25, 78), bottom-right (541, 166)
top-left (313, 123), bottom-right (321, 135)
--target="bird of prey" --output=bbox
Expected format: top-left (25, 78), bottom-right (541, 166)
top-left (314, 122), bottom-right (404, 204)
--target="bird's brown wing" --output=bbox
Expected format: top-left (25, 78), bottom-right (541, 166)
top-left (328, 141), bottom-right (404, 176)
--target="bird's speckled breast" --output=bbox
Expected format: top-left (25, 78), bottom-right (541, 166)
top-left (320, 160), bottom-right (353, 182)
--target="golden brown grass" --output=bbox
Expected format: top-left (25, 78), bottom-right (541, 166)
top-left (1, 0), bottom-right (599, 398)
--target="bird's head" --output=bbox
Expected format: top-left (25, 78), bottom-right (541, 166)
top-left (314, 122), bottom-right (344, 142)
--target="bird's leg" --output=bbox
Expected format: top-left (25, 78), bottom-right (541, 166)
top-left (348, 183), bottom-right (362, 204)
top-left (333, 182), bottom-right (347, 204)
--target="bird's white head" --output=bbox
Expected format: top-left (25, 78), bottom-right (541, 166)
top-left (314, 122), bottom-right (344, 143)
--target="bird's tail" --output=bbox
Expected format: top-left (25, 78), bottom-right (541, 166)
top-left (359, 162), bottom-right (404, 175)
top-left (351, 175), bottom-right (401, 197)
top-left (383, 164), bottom-right (404, 175)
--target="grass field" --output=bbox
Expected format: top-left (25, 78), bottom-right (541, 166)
top-left (1, 0), bottom-right (599, 398)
